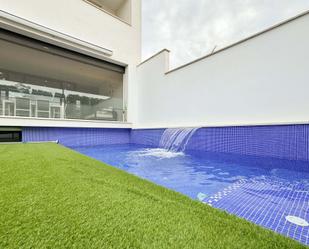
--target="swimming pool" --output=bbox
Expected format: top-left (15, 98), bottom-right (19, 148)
top-left (72, 143), bottom-right (309, 245)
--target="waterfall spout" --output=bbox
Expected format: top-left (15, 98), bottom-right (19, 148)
top-left (159, 128), bottom-right (199, 152)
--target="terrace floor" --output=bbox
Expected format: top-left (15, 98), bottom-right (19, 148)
top-left (0, 143), bottom-right (306, 248)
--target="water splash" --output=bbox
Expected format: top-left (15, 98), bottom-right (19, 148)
top-left (132, 148), bottom-right (184, 159)
top-left (128, 128), bottom-right (199, 159)
top-left (159, 127), bottom-right (199, 152)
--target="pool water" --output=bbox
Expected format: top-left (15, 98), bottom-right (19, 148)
top-left (72, 144), bottom-right (309, 245)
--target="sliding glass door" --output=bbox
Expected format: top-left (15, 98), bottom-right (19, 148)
top-left (0, 28), bottom-right (125, 122)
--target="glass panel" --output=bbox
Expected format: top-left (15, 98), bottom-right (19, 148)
top-left (15, 97), bottom-right (30, 117)
top-left (37, 100), bottom-right (49, 112)
top-left (16, 98), bottom-right (30, 109)
top-left (16, 110), bottom-right (30, 117)
top-left (37, 111), bottom-right (50, 118)
top-left (50, 106), bottom-right (61, 119)
top-left (0, 131), bottom-right (21, 142)
top-left (4, 102), bottom-right (14, 116)
top-left (0, 30), bottom-right (125, 122)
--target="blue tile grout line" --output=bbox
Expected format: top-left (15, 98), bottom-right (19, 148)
top-left (131, 125), bottom-right (309, 161)
top-left (203, 178), bottom-right (309, 245)
top-left (23, 124), bottom-right (309, 161)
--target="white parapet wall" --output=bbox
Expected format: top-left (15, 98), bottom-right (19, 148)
top-left (136, 11), bottom-right (309, 129)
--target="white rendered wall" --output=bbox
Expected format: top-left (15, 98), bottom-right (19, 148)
top-left (0, 0), bottom-right (141, 125)
top-left (116, 0), bottom-right (132, 24)
top-left (136, 14), bottom-right (309, 128)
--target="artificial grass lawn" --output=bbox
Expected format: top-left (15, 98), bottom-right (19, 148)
top-left (0, 143), bottom-right (306, 249)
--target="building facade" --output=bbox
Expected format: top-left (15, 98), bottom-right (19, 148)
top-left (0, 1), bottom-right (309, 146)
top-left (0, 0), bottom-right (141, 142)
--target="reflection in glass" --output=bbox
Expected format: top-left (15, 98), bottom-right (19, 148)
top-left (0, 30), bottom-right (125, 122)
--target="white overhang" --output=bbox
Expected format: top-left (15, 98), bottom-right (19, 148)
top-left (0, 10), bottom-right (114, 60)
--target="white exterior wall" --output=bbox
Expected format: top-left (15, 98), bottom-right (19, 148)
top-left (0, 0), bottom-right (141, 127)
top-left (136, 13), bottom-right (309, 128)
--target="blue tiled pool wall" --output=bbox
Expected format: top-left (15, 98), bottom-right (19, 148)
top-left (23, 124), bottom-right (309, 161)
top-left (22, 127), bottom-right (130, 147)
top-left (130, 129), bottom-right (164, 147)
top-left (130, 125), bottom-right (309, 162)
top-left (187, 125), bottom-right (309, 161)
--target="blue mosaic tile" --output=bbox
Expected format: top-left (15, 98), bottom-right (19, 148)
top-left (22, 127), bottom-right (130, 147)
top-left (186, 125), bottom-right (309, 161)
top-left (203, 178), bottom-right (309, 245)
top-left (131, 125), bottom-right (309, 161)
top-left (130, 129), bottom-right (164, 147)
top-left (24, 124), bottom-right (309, 161)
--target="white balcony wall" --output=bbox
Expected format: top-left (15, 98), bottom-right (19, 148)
top-left (0, 0), bottom-right (141, 125)
top-left (136, 13), bottom-right (309, 128)
top-left (116, 0), bottom-right (132, 24)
